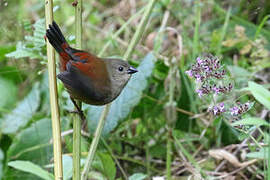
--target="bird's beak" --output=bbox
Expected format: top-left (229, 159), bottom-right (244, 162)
top-left (127, 66), bottom-right (138, 74)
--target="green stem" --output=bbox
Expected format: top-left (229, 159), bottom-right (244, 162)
top-left (81, 104), bottom-right (110, 180)
top-left (166, 128), bottom-right (172, 180)
top-left (81, 1), bottom-right (157, 179)
top-left (73, 0), bottom-right (83, 179)
top-left (44, 0), bottom-right (63, 179)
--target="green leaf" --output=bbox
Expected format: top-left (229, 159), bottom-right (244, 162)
top-left (0, 45), bottom-right (16, 61)
top-left (246, 148), bottom-right (268, 159)
top-left (128, 173), bottom-right (147, 180)
top-left (5, 42), bottom-right (42, 59)
top-left (0, 77), bottom-right (17, 109)
top-left (0, 149), bottom-right (3, 180)
top-left (248, 81), bottom-right (270, 110)
top-left (0, 66), bottom-right (24, 84)
top-left (8, 160), bottom-right (54, 180)
top-left (5, 19), bottom-right (45, 60)
top-left (98, 152), bottom-right (116, 180)
top-left (7, 118), bottom-right (52, 160)
top-left (231, 117), bottom-right (269, 127)
top-left (87, 52), bottom-right (156, 135)
top-left (0, 83), bottom-right (40, 134)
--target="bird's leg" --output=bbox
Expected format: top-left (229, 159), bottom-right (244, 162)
top-left (70, 97), bottom-right (86, 121)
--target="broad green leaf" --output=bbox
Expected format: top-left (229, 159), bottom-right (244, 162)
top-left (248, 81), bottom-right (270, 110)
top-left (128, 173), bottom-right (147, 180)
top-left (0, 77), bottom-right (17, 109)
top-left (7, 118), bottom-right (52, 160)
top-left (8, 160), bottom-right (54, 180)
top-left (62, 155), bottom-right (73, 180)
top-left (0, 149), bottom-right (3, 180)
top-left (227, 65), bottom-right (251, 87)
top-left (0, 83), bottom-right (40, 134)
top-left (246, 148), bottom-right (268, 159)
top-left (87, 53), bottom-right (156, 135)
top-left (231, 117), bottom-right (269, 127)
top-left (227, 65), bottom-right (251, 79)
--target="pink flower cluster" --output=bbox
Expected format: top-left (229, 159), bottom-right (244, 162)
top-left (186, 55), bottom-right (251, 117)
top-left (230, 102), bottom-right (251, 116)
top-left (208, 103), bottom-right (225, 116)
top-left (185, 56), bottom-right (226, 82)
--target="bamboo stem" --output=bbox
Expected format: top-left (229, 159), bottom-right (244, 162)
top-left (73, 0), bottom-right (83, 179)
top-left (81, 1), bottom-right (157, 179)
top-left (44, 0), bottom-right (63, 179)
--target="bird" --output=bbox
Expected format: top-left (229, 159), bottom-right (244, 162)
top-left (45, 21), bottom-right (137, 118)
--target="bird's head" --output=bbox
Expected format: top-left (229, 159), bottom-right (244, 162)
top-left (104, 58), bottom-right (138, 97)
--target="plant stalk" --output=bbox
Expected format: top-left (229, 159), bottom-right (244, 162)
top-left (44, 0), bottom-right (63, 179)
top-left (166, 128), bottom-right (172, 179)
top-left (192, 1), bottom-right (201, 60)
top-left (81, 104), bottom-right (111, 180)
top-left (217, 6), bottom-right (231, 56)
top-left (81, 1), bottom-right (157, 179)
top-left (73, 0), bottom-right (83, 179)
top-left (123, 0), bottom-right (157, 60)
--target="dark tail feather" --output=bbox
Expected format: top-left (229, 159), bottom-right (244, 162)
top-left (46, 21), bottom-right (68, 53)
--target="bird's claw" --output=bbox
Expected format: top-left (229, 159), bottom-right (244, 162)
top-left (68, 110), bottom-right (86, 121)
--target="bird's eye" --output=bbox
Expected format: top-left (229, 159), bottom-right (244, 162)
top-left (118, 66), bottom-right (124, 72)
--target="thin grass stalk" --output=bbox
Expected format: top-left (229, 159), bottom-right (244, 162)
top-left (44, 0), bottom-right (63, 179)
top-left (72, 0), bottom-right (83, 179)
top-left (192, 2), bottom-right (201, 60)
top-left (98, 6), bottom-right (146, 57)
top-left (217, 6), bottom-right (231, 56)
top-left (264, 129), bottom-right (270, 180)
top-left (81, 1), bottom-right (157, 179)
top-left (254, 14), bottom-right (270, 39)
top-left (123, 0), bottom-right (157, 60)
top-left (166, 128), bottom-right (172, 179)
top-left (81, 104), bottom-right (110, 180)
top-left (173, 135), bottom-right (206, 178)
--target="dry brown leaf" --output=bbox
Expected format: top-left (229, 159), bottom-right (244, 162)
top-left (240, 44), bottom-right (252, 55)
top-left (209, 149), bottom-right (257, 167)
top-left (222, 39), bottom-right (239, 47)
top-left (235, 25), bottom-right (246, 38)
top-left (145, 32), bottom-right (157, 50)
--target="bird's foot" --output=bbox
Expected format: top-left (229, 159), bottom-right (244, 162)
top-left (68, 109), bottom-right (86, 121)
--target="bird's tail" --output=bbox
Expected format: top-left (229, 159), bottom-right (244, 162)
top-left (46, 21), bottom-right (71, 71)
